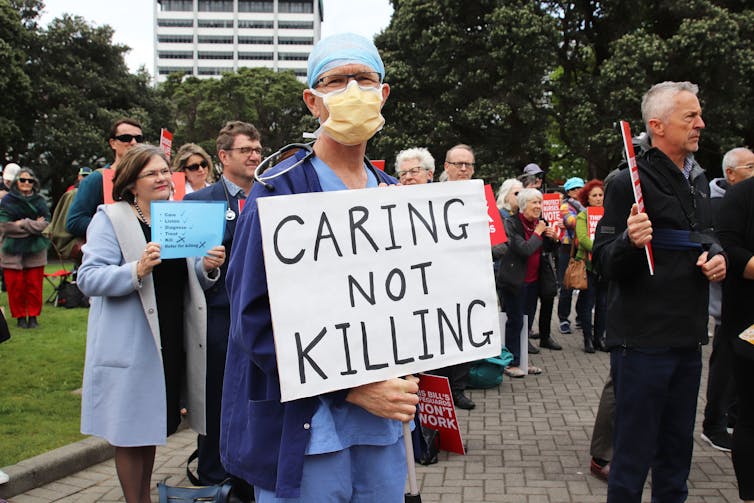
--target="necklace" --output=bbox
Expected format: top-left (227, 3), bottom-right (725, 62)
top-left (132, 199), bottom-right (150, 226)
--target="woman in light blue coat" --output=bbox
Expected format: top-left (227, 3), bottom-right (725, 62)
top-left (78, 144), bottom-right (225, 503)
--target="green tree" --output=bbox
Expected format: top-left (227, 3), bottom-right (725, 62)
top-left (24, 14), bottom-right (171, 202)
top-left (548, 0), bottom-right (754, 179)
top-left (373, 0), bottom-right (558, 184)
top-left (159, 67), bottom-right (313, 158)
top-left (0, 0), bottom-right (41, 163)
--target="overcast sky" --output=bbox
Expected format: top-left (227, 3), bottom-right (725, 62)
top-left (39, 0), bottom-right (393, 74)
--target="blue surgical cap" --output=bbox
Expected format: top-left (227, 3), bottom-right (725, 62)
top-left (307, 33), bottom-right (384, 89)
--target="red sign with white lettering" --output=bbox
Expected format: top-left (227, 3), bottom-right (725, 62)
top-left (485, 184), bottom-right (507, 246)
top-left (418, 373), bottom-right (465, 455)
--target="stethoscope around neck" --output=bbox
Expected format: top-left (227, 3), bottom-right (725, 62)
top-left (252, 142), bottom-right (383, 191)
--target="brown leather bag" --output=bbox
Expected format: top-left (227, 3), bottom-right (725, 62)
top-left (563, 241), bottom-right (588, 290)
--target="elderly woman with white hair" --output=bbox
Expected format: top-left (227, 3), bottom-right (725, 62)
top-left (496, 188), bottom-right (560, 377)
top-left (394, 147), bottom-right (434, 184)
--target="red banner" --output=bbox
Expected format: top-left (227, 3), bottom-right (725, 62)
top-left (484, 184), bottom-right (507, 245)
top-left (160, 128), bottom-right (173, 162)
top-left (417, 374), bottom-right (465, 455)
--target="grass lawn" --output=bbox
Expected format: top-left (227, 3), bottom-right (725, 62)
top-left (0, 262), bottom-right (89, 467)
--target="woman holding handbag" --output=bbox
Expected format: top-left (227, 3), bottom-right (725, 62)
top-left (574, 179), bottom-right (606, 353)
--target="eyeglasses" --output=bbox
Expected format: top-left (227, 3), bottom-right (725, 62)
top-left (225, 146), bottom-right (262, 156)
top-left (732, 163), bottom-right (754, 171)
top-left (17, 177), bottom-right (34, 184)
top-left (184, 160), bottom-right (209, 171)
top-left (112, 134), bottom-right (144, 143)
top-left (446, 161), bottom-right (475, 169)
top-left (137, 167), bottom-right (171, 180)
top-left (313, 71), bottom-right (381, 91)
top-left (397, 167), bottom-right (426, 179)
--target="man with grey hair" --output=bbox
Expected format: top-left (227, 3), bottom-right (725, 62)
top-left (593, 81), bottom-right (726, 502)
top-left (394, 147), bottom-right (434, 184)
top-left (701, 146), bottom-right (754, 453)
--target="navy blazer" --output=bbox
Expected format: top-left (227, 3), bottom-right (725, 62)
top-left (184, 180), bottom-right (243, 309)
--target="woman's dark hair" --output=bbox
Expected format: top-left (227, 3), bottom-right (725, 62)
top-left (112, 144), bottom-right (169, 202)
top-left (13, 167), bottom-right (41, 194)
top-left (578, 179), bottom-right (604, 207)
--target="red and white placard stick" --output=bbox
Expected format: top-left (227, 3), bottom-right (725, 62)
top-left (619, 120), bottom-right (655, 275)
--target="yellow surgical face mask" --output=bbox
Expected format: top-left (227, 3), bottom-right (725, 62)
top-left (311, 80), bottom-right (385, 146)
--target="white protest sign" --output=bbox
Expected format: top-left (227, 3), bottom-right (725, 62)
top-left (258, 180), bottom-right (502, 402)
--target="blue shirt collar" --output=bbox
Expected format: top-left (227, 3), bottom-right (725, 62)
top-left (222, 176), bottom-right (246, 198)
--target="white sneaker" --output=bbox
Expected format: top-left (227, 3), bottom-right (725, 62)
top-left (0, 469), bottom-right (8, 484)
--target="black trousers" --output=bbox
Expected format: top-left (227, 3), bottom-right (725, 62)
top-left (702, 323), bottom-right (736, 434)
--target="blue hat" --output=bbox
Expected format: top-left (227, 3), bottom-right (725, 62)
top-left (307, 33), bottom-right (384, 89)
top-left (78, 167), bottom-right (93, 176)
top-left (564, 177), bottom-right (585, 192)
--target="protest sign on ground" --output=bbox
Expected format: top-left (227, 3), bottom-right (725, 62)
top-left (258, 180), bottom-right (501, 402)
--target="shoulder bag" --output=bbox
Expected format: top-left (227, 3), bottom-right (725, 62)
top-left (563, 241), bottom-right (588, 290)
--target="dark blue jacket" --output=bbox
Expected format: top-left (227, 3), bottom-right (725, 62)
top-left (219, 150), bottom-right (395, 498)
top-left (184, 179), bottom-right (243, 308)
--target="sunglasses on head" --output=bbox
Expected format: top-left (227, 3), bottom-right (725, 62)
top-left (184, 160), bottom-right (209, 171)
top-left (18, 177), bottom-right (34, 184)
top-left (112, 134), bottom-right (144, 143)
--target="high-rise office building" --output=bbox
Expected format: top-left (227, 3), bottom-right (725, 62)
top-left (154, 0), bottom-right (322, 83)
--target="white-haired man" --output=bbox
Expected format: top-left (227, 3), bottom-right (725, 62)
top-left (593, 81), bottom-right (726, 502)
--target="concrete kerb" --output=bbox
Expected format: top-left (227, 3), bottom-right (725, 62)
top-left (0, 436), bottom-right (114, 499)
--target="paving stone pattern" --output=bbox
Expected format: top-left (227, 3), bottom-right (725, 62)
top-left (11, 322), bottom-right (737, 502)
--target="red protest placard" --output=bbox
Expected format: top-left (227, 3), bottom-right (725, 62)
top-left (102, 168), bottom-right (115, 204)
top-left (484, 184), bottom-right (507, 245)
top-left (371, 160), bottom-right (385, 171)
top-left (587, 206), bottom-right (604, 242)
top-left (417, 373), bottom-right (465, 455)
top-left (160, 128), bottom-right (173, 162)
top-left (620, 121), bottom-right (654, 275)
top-left (103, 168), bottom-right (185, 202)
top-left (238, 199), bottom-right (245, 213)
top-left (541, 193), bottom-right (561, 225)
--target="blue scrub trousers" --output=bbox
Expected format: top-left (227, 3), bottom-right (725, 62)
top-left (607, 347), bottom-right (702, 503)
top-left (254, 439), bottom-right (407, 502)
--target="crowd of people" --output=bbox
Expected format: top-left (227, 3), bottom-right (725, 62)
top-left (1, 32), bottom-right (753, 503)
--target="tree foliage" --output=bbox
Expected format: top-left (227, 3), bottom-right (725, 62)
top-left (158, 67), bottom-right (313, 159)
top-left (374, 0), bottom-right (558, 184)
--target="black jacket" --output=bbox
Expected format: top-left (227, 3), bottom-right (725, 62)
top-left (593, 147), bottom-right (715, 349)
top-left (497, 213), bottom-right (557, 292)
top-left (718, 176), bottom-right (754, 342)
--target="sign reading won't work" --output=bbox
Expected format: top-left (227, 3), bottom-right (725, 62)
top-left (258, 180), bottom-right (501, 402)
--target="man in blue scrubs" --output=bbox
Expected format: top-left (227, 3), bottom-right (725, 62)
top-left (220, 33), bottom-right (420, 502)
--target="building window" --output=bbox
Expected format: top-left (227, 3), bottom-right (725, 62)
top-left (278, 1), bottom-right (313, 14)
top-left (198, 0), bottom-right (233, 12)
top-left (158, 35), bottom-right (194, 43)
top-left (278, 52), bottom-right (308, 61)
top-left (238, 36), bottom-right (274, 44)
top-left (238, 1), bottom-right (274, 12)
top-left (159, 0), bottom-right (193, 11)
top-left (198, 19), bottom-right (234, 28)
top-left (278, 21), bottom-right (313, 30)
top-left (158, 51), bottom-right (194, 59)
top-left (198, 67), bottom-right (230, 76)
top-left (238, 52), bottom-right (274, 60)
top-left (157, 18), bottom-right (194, 28)
top-left (294, 69), bottom-right (307, 77)
top-left (198, 52), bottom-right (234, 60)
top-left (158, 67), bottom-right (193, 75)
top-left (238, 20), bottom-right (274, 29)
top-left (278, 37), bottom-right (313, 45)
top-left (198, 35), bottom-right (234, 44)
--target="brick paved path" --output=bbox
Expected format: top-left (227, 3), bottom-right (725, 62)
top-left (11, 326), bottom-right (738, 502)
